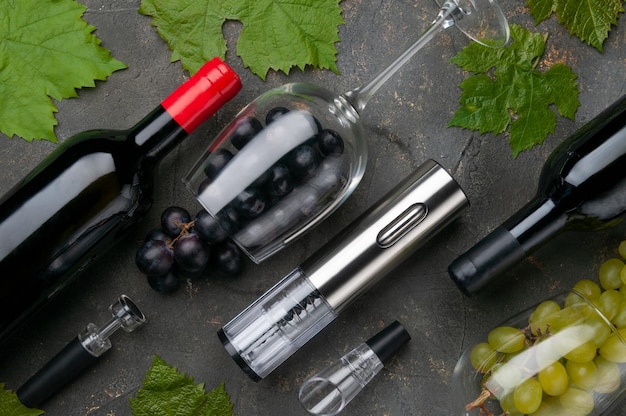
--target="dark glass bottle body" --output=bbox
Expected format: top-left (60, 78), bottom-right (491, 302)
top-left (449, 94), bottom-right (626, 296)
top-left (0, 58), bottom-right (241, 342)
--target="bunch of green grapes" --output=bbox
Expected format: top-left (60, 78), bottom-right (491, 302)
top-left (466, 240), bottom-right (626, 416)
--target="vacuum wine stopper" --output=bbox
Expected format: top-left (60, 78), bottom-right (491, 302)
top-left (16, 295), bottom-right (146, 408)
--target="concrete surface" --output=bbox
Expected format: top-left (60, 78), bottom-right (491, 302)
top-left (1, 0), bottom-right (625, 415)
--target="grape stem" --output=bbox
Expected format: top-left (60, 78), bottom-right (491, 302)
top-left (465, 389), bottom-right (496, 416)
top-left (167, 219), bottom-right (196, 248)
top-left (465, 323), bottom-right (551, 416)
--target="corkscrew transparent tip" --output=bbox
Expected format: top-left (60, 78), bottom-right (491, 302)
top-left (218, 268), bottom-right (338, 380)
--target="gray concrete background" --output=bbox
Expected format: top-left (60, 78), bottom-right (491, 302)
top-left (0, 0), bottom-right (625, 415)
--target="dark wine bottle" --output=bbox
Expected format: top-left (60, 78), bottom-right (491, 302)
top-left (449, 94), bottom-right (626, 296)
top-left (0, 57), bottom-right (241, 342)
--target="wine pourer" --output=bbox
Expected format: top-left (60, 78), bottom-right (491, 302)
top-left (299, 321), bottom-right (411, 415)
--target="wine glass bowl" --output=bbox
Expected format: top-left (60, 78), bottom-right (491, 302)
top-left (183, 83), bottom-right (367, 263)
top-left (184, 0), bottom-right (509, 262)
top-left (441, 0), bottom-right (510, 48)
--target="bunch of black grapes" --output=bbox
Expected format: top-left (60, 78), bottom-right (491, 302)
top-left (135, 206), bottom-right (244, 293)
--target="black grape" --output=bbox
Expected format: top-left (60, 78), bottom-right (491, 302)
top-left (144, 228), bottom-right (171, 244)
top-left (147, 269), bottom-right (179, 293)
top-left (233, 187), bottom-right (268, 219)
top-left (174, 232), bottom-right (210, 275)
top-left (268, 163), bottom-right (293, 197)
top-left (318, 129), bottom-right (344, 156)
top-left (217, 205), bottom-right (241, 234)
top-left (203, 148), bottom-right (233, 180)
top-left (135, 239), bottom-right (174, 276)
top-left (285, 144), bottom-right (321, 178)
top-left (198, 177), bottom-right (212, 195)
top-left (213, 241), bottom-right (244, 276)
top-left (231, 117), bottom-right (263, 150)
top-left (160, 206), bottom-right (192, 237)
top-left (194, 210), bottom-right (228, 244)
top-left (265, 107), bottom-right (290, 124)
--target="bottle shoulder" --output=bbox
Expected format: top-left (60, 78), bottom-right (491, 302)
top-left (57, 129), bottom-right (130, 147)
top-left (539, 120), bottom-right (626, 199)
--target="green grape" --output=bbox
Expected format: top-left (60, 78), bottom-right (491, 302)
top-left (566, 360), bottom-right (598, 390)
top-left (584, 317), bottom-right (611, 347)
top-left (530, 300), bottom-right (561, 335)
top-left (619, 240), bottom-right (626, 261)
top-left (559, 387), bottom-right (594, 416)
top-left (570, 301), bottom-right (598, 320)
top-left (531, 401), bottom-right (551, 416)
top-left (594, 356), bottom-right (621, 394)
top-left (595, 289), bottom-right (622, 321)
top-left (513, 377), bottom-right (542, 414)
top-left (621, 265), bottom-right (626, 287)
top-left (487, 363), bottom-right (522, 395)
top-left (573, 279), bottom-right (602, 300)
top-left (498, 393), bottom-right (522, 415)
top-left (566, 291), bottom-right (587, 308)
top-left (534, 338), bottom-right (563, 368)
top-left (599, 258), bottom-right (625, 290)
top-left (530, 300), bottom-right (561, 321)
top-left (540, 307), bottom-right (585, 333)
top-left (563, 340), bottom-right (597, 363)
top-left (469, 342), bottom-right (498, 372)
top-left (599, 328), bottom-right (626, 363)
top-left (538, 361), bottom-right (569, 396)
top-left (502, 349), bottom-right (526, 364)
top-left (500, 393), bottom-right (523, 416)
top-left (533, 396), bottom-right (566, 416)
top-left (488, 326), bottom-right (526, 354)
top-left (612, 301), bottom-right (626, 327)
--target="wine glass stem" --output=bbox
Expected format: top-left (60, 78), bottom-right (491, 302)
top-left (343, 2), bottom-right (458, 113)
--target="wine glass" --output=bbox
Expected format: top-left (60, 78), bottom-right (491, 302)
top-left (453, 290), bottom-right (626, 415)
top-left (184, 0), bottom-right (509, 263)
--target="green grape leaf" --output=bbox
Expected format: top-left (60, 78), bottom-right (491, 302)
top-left (526, 0), bottom-right (624, 51)
top-left (129, 355), bottom-right (234, 416)
top-left (449, 24), bottom-right (580, 157)
top-left (0, 0), bottom-right (126, 143)
top-left (0, 383), bottom-right (44, 416)
top-left (139, 0), bottom-right (344, 80)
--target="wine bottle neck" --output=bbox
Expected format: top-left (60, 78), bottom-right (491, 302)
top-left (503, 198), bottom-right (567, 253)
top-left (132, 57), bottom-right (242, 161)
top-left (130, 106), bottom-right (186, 161)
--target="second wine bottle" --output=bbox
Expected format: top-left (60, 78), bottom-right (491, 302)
top-left (449, 94), bottom-right (626, 296)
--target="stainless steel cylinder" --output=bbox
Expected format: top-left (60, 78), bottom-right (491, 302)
top-left (302, 159), bottom-right (468, 312)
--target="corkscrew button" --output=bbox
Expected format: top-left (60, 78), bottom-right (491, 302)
top-left (376, 203), bottom-right (428, 248)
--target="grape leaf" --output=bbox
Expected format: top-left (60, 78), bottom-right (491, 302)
top-left (0, 383), bottom-right (44, 416)
top-left (0, 0), bottom-right (126, 143)
top-left (129, 355), bottom-right (234, 416)
top-left (526, 0), bottom-right (624, 51)
top-left (448, 24), bottom-right (580, 157)
top-left (139, 0), bottom-right (344, 79)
